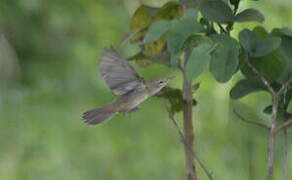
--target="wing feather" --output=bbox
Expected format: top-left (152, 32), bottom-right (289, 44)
top-left (100, 48), bottom-right (144, 95)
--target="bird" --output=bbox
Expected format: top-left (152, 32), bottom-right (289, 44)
top-left (82, 47), bottom-right (173, 125)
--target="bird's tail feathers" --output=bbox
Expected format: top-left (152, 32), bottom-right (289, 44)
top-left (82, 104), bottom-right (117, 125)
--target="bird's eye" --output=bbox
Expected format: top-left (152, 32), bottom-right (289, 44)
top-left (159, 80), bottom-right (164, 84)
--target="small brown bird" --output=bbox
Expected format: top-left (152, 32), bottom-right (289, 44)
top-left (82, 48), bottom-right (173, 125)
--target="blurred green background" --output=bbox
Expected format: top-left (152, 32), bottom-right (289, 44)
top-left (0, 0), bottom-right (291, 179)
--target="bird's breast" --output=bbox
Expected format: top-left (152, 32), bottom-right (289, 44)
top-left (115, 91), bottom-right (150, 113)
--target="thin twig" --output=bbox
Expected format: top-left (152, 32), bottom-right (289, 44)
top-left (244, 54), bottom-right (275, 95)
top-left (226, 2), bottom-right (239, 34)
top-left (167, 109), bottom-right (213, 180)
top-left (194, 155), bottom-right (214, 180)
top-left (233, 110), bottom-right (270, 129)
top-left (167, 109), bottom-right (185, 142)
top-left (278, 77), bottom-right (292, 95)
top-left (217, 23), bottom-right (226, 33)
top-left (275, 119), bottom-right (292, 133)
top-left (178, 63), bottom-right (184, 72)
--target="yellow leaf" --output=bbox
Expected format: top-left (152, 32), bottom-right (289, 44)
top-left (129, 29), bottom-right (147, 43)
top-left (130, 5), bottom-right (153, 31)
top-left (154, 2), bottom-right (184, 21)
top-left (135, 58), bottom-right (153, 66)
top-left (144, 37), bottom-right (166, 56)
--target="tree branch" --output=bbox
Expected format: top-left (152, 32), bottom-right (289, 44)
top-left (244, 54), bottom-right (275, 95)
top-left (194, 155), bottom-right (213, 180)
top-left (226, 1), bottom-right (239, 34)
top-left (275, 119), bottom-right (292, 133)
top-left (277, 77), bottom-right (292, 95)
top-left (243, 52), bottom-right (278, 180)
top-left (167, 109), bottom-right (213, 180)
top-left (181, 49), bottom-right (197, 180)
top-left (167, 109), bottom-right (185, 143)
top-left (217, 23), bottom-right (227, 33)
top-left (267, 95), bottom-right (279, 180)
top-left (233, 110), bottom-right (270, 129)
top-left (182, 77), bottom-right (197, 180)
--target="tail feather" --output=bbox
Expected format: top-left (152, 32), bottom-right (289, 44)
top-left (82, 104), bottom-right (117, 125)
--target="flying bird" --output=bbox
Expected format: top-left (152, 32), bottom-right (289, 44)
top-left (82, 48), bottom-right (173, 125)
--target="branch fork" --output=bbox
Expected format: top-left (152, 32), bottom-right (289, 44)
top-left (243, 54), bottom-right (292, 180)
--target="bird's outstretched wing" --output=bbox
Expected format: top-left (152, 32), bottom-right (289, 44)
top-left (100, 48), bottom-right (144, 95)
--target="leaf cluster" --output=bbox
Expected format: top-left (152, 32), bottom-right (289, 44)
top-left (126, 0), bottom-right (291, 117)
top-left (232, 27), bottom-right (292, 121)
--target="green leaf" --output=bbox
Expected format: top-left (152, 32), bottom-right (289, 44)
top-left (239, 29), bottom-right (281, 57)
top-left (235, 9), bottom-right (265, 23)
top-left (180, 0), bottom-right (198, 8)
top-left (254, 51), bottom-right (285, 82)
top-left (167, 18), bottom-right (203, 54)
top-left (254, 37), bottom-right (281, 57)
top-left (183, 8), bottom-right (198, 19)
top-left (185, 43), bottom-right (213, 80)
top-left (239, 29), bottom-right (257, 53)
top-left (253, 26), bottom-right (268, 38)
top-left (200, 0), bottom-right (234, 24)
top-left (280, 27), bottom-right (292, 37)
top-left (240, 50), bottom-right (285, 82)
top-left (230, 0), bottom-right (240, 6)
top-left (143, 20), bottom-right (171, 43)
top-left (278, 36), bottom-right (292, 82)
top-left (263, 105), bottom-right (272, 114)
top-left (284, 89), bottom-right (292, 109)
top-left (270, 28), bottom-right (292, 82)
top-left (155, 2), bottom-right (184, 20)
top-left (230, 78), bottom-right (266, 99)
top-left (156, 87), bottom-right (197, 114)
top-left (170, 53), bottom-right (180, 67)
top-left (210, 34), bottom-right (240, 82)
top-left (130, 5), bottom-right (153, 31)
top-left (128, 51), bottom-right (171, 66)
top-left (183, 35), bottom-right (213, 50)
top-left (271, 28), bottom-right (282, 36)
top-left (129, 5), bottom-right (155, 42)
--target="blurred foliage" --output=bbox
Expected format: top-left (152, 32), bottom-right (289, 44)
top-left (156, 86), bottom-right (197, 113)
top-left (0, 0), bottom-right (292, 180)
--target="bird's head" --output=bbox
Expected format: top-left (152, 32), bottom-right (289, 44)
top-left (147, 77), bottom-right (174, 96)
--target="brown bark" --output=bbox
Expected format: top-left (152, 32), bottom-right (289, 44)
top-left (267, 95), bottom-right (279, 180)
top-left (182, 75), bottom-right (197, 180)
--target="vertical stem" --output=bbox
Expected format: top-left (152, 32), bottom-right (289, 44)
top-left (182, 74), bottom-right (197, 180)
top-left (282, 128), bottom-right (288, 180)
top-left (267, 129), bottom-right (276, 180)
top-left (267, 95), bottom-right (279, 180)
